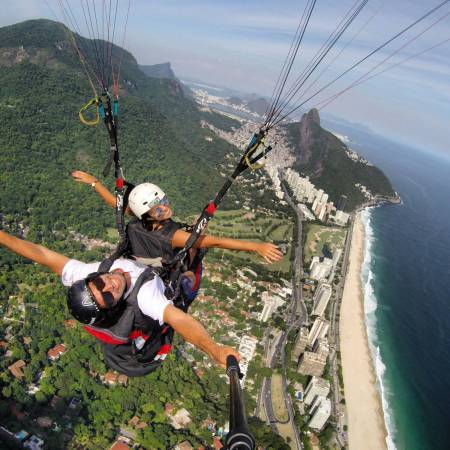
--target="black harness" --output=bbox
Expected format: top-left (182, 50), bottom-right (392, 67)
top-left (84, 256), bottom-right (173, 377)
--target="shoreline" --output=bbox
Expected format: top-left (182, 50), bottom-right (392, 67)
top-left (340, 211), bottom-right (388, 450)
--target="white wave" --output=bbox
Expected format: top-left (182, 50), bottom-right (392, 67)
top-left (360, 209), bottom-right (397, 450)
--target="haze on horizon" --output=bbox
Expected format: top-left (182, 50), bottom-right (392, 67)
top-left (1, 0), bottom-right (450, 159)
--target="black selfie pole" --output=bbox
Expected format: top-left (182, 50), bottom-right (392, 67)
top-left (224, 355), bottom-right (256, 450)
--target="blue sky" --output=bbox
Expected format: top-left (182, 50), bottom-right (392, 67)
top-left (2, 0), bottom-right (450, 157)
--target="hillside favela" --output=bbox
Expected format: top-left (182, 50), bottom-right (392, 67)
top-left (0, 2), bottom-right (449, 450)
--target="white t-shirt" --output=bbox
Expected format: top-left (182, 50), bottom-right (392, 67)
top-left (61, 258), bottom-right (172, 325)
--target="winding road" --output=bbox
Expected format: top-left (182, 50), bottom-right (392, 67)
top-left (258, 180), bottom-right (308, 449)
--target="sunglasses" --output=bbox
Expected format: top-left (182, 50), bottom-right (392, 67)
top-left (149, 196), bottom-right (170, 219)
top-left (86, 273), bottom-right (115, 308)
top-left (148, 195), bottom-right (169, 209)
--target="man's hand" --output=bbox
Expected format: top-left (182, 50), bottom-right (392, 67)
top-left (208, 344), bottom-right (241, 369)
top-left (72, 170), bottom-right (97, 185)
top-left (254, 242), bottom-right (284, 263)
top-left (0, 230), bottom-right (69, 276)
top-left (163, 305), bottom-right (240, 368)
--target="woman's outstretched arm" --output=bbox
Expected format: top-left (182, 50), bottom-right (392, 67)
top-left (72, 170), bottom-right (134, 215)
top-left (172, 230), bottom-right (284, 264)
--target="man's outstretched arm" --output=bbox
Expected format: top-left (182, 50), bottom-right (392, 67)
top-left (163, 304), bottom-right (240, 368)
top-left (0, 230), bottom-right (69, 276)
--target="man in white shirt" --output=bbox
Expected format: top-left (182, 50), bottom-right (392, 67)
top-left (62, 258), bottom-right (171, 326)
top-left (0, 229), bottom-right (240, 370)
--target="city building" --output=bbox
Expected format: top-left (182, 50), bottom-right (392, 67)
top-left (168, 408), bottom-right (191, 429)
top-left (24, 435), bottom-right (45, 450)
top-left (304, 377), bottom-right (331, 406)
top-left (47, 344), bottom-right (68, 361)
top-left (110, 441), bottom-right (131, 450)
top-left (309, 257), bottom-right (333, 281)
top-left (8, 360), bottom-right (26, 379)
top-left (308, 317), bottom-right (330, 347)
top-left (238, 335), bottom-right (258, 385)
top-left (308, 397), bottom-right (331, 431)
top-left (103, 372), bottom-right (128, 386)
top-left (285, 168), bottom-right (346, 224)
top-left (334, 209), bottom-right (350, 226)
top-left (336, 195), bottom-right (347, 211)
top-left (173, 441), bottom-right (194, 450)
top-left (297, 352), bottom-right (327, 377)
top-left (259, 291), bottom-right (285, 322)
top-left (313, 338), bottom-right (330, 358)
top-left (317, 204), bottom-right (327, 221)
top-left (312, 283), bottom-right (332, 317)
top-left (291, 327), bottom-right (309, 363)
top-left (332, 248), bottom-right (343, 267)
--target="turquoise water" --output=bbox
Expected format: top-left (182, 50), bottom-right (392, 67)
top-left (332, 126), bottom-right (450, 450)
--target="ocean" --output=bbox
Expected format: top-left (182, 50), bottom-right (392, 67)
top-left (331, 124), bottom-right (450, 450)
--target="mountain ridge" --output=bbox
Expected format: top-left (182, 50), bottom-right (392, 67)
top-left (0, 19), bottom-right (239, 226)
top-left (286, 109), bottom-right (396, 211)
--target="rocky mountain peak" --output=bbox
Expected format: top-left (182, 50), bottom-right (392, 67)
top-left (302, 108), bottom-right (320, 126)
top-left (295, 108), bottom-right (321, 164)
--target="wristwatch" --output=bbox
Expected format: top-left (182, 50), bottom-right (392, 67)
top-left (91, 180), bottom-right (98, 189)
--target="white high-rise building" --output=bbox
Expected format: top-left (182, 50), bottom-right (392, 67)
top-left (291, 327), bottom-right (309, 363)
top-left (312, 283), bottom-right (332, 317)
top-left (335, 209), bottom-right (350, 226)
top-left (332, 249), bottom-right (342, 267)
top-left (307, 189), bottom-right (316, 204)
top-left (304, 377), bottom-right (330, 406)
top-left (259, 292), bottom-right (285, 322)
top-left (309, 397), bottom-right (331, 431)
top-left (310, 257), bottom-right (333, 281)
top-left (308, 317), bottom-right (330, 347)
top-left (318, 204), bottom-right (327, 221)
top-left (297, 351), bottom-right (327, 376)
top-left (316, 189), bottom-right (325, 205)
top-left (313, 338), bottom-right (330, 358)
top-left (238, 336), bottom-right (257, 386)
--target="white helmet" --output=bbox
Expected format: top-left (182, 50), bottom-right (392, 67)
top-left (128, 183), bottom-right (168, 219)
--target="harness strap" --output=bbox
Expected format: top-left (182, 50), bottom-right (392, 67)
top-left (83, 325), bottom-right (129, 345)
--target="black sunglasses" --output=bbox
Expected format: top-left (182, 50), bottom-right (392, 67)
top-left (86, 273), bottom-right (115, 308)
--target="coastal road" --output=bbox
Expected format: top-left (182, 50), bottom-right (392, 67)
top-left (328, 216), bottom-right (354, 447)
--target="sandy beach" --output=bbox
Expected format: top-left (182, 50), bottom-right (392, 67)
top-left (340, 212), bottom-right (388, 450)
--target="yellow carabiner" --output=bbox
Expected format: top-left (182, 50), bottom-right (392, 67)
top-left (79, 97), bottom-right (99, 126)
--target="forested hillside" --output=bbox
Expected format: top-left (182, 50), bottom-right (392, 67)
top-left (0, 19), bottom-right (250, 237)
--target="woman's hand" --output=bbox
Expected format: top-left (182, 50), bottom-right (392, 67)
top-left (254, 242), bottom-right (284, 263)
top-left (71, 170), bottom-right (97, 185)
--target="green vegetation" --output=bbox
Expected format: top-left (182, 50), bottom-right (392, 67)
top-left (204, 209), bottom-right (294, 274)
top-left (248, 417), bottom-right (290, 450)
top-left (318, 424), bottom-right (334, 448)
top-left (271, 374), bottom-right (289, 422)
top-left (303, 223), bottom-right (347, 264)
top-left (199, 110), bottom-right (241, 132)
